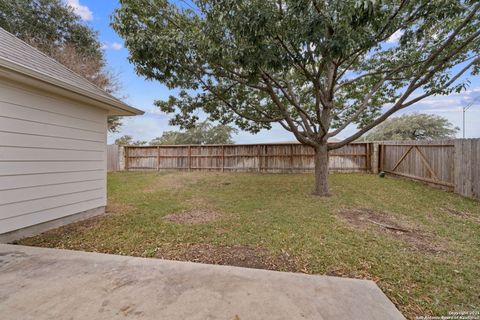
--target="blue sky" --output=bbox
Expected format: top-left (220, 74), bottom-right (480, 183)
top-left (69, 0), bottom-right (480, 143)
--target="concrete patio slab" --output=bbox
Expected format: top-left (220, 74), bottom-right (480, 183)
top-left (0, 244), bottom-right (405, 320)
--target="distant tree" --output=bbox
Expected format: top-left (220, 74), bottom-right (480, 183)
top-left (0, 0), bottom-right (122, 132)
top-left (113, 0), bottom-right (480, 195)
top-left (150, 121), bottom-right (237, 145)
top-left (114, 135), bottom-right (147, 145)
top-left (366, 113), bottom-right (459, 141)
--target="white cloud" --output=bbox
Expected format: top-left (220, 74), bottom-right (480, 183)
top-left (415, 97), bottom-right (460, 107)
top-left (387, 30), bottom-right (403, 44)
top-left (66, 0), bottom-right (93, 21)
top-left (111, 42), bottom-right (123, 50)
top-left (144, 108), bottom-right (166, 116)
top-left (102, 42), bottom-right (123, 51)
top-left (424, 107), bottom-right (463, 113)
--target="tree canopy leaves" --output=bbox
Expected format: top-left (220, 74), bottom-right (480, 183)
top-left (365, 113), bottom-right (459, 141)
top-left (0, 0), bottom-right (101, 59)
top-left (112, 0), bottom-right (480, 149)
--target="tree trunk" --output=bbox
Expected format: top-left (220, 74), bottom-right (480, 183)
top-left (313, 143), bottom-right (330, 196)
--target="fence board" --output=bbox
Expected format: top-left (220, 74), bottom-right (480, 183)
top-left (454, 139), bottom-right (480, 199)
top-left (123, 143), bottom-right (370, 173)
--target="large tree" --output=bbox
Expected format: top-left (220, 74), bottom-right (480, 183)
top-left (150, 121), bottom-right (236, 145)
top-left (0, 0), bottom-right (122, 132)
top-left (112, 0), bottom-right (480, 195)
top-left (366, 113), bottom-right (459, 141)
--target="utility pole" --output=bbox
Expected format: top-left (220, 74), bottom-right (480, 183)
top-left (463, 96), bottom-right (480, 138)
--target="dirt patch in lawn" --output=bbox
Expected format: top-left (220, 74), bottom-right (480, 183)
top-left (154, 243), bottom-right (297, 271)
top-left (338, 208), bottom-right (447, 254)
top-left (15, 215), bottom-right (104, 245)
top-left (163, 209), bottom-right (221, 224)
top-left (18, 205), bottom-right (131, 245)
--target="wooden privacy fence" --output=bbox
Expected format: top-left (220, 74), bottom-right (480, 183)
top-left (123, 143), bottom-right (371, 173)
top-left (108, 139), bottom-right (479, 200)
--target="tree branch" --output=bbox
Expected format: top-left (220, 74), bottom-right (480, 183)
top-left (401, 56), bottom-right (480, 109)
top-left (328, 74), bottom-right (389, 138)
top-left (274, 35), bottom-right (316, 81)
top-left (262, 71), bottom-right (319, 136)
top-left (262, 76), bottom-right (318, 147)
top-left (329, 55), bottom-right (480, 150)
top-left (409, 2), bottom-right (480, 87)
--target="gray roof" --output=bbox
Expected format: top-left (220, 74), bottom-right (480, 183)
top-left (0, 27), bottom-right (143, 115)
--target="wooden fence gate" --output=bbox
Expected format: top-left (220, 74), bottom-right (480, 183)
top-left (380, 141), bottom-right (455, 189)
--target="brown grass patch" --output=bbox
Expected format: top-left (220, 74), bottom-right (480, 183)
top-left (163, 209), bottom-right (221, 224)
top-left (154, 243), bottom-right (297, 271)
top-left (338, 208), bottom-right (447, 254)
top-left (106, 202), bottom-right (135, 215)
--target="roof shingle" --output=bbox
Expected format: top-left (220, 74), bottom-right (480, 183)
top-left (0, 27), bottom-right (142, 115)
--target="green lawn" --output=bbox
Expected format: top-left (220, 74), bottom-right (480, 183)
top-left (19, 172), bottom-right (480, 319)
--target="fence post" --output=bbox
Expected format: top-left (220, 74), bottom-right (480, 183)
top-left (454, 139), bottom-right (470, 198)
top-left (116, 145), bottom-right (124, 171)
top-left (378, 143), bottom-right (385, 172)
top-left (382, 143), bottom-right (387, 171)
top-left (455, 139), bottom-right (480, 199)
top-left (264, 145), bottom-right (268, 172)
top-left (454, 139), bottom-right (461, 196)
top-left (124, 146), bottom-right (129, 171)
top-left (290, 144), bottom-right (294, 172)
top-left (371, 143), bottom-right (379, 174)
top-left (157, 146), bottom-right (160, 171)
top-left (188, 145), bottom-right (192, 172)
top-left (221, 145), bottom-right (225, 172)
top-left (257, 145), bottom-right (261, 172)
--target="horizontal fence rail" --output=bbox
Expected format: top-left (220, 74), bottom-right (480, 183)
top-left (123, 143), bottom-right (372, 173)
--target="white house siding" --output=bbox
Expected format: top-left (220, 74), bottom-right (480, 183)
top-left (0, 78), bottom-right (107, 234)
